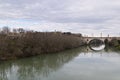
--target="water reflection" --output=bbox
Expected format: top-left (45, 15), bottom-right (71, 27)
top-left (0, 48), bottom-right (83, 80)
top-left (89, 39), bottom-right (105, 51)
top-left (0, 46), bottom-right (120, 80)
top-left (89, 44), bottom-right (105, 51)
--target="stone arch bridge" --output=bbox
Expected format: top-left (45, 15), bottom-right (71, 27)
top-left (83, 37), bottom-right (120, 44)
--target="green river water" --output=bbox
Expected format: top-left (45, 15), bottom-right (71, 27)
top-left (0, 46), bottom-right (120, 80)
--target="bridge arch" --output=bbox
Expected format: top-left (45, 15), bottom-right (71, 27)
top-left (88, 39), bottom-right (104, 45)
top-left (84, 37), bottom-right (112, 44)
top-left (86, 38), bottom-right (105, 44)
top-left (88, 39), bottom-right (105, 51)
top-left (83, 37), bottom-right (118, 51)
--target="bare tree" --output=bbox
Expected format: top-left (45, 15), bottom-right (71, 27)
top-left (17, 28), bottom-right (25, 33)
top-left (13, 28), bottom-right (17, 33)
top-left (1, 26), bottom-right (10, 34)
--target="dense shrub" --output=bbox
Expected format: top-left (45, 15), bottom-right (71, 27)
top-left (0, 28), bottom-right (84, 60)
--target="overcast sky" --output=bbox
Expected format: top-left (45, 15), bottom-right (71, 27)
top-left (0, 0), bottom-right (120, 37)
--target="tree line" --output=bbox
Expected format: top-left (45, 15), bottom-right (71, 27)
top-left (0, 27), bottom-right (84, 60)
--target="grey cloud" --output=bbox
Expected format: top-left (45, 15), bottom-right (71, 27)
top-left (0, 0), bottom-right (119, 22)
top-left (0, 0), bottom-right (120, 36)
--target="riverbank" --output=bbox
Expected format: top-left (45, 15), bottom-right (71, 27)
top-left (104, 38), bottom-right (120, 50)
top-left (0, 28), bottom-right (84, 60)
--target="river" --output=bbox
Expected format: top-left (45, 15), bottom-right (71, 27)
top-left (0, 45), bottom-right (120, 80)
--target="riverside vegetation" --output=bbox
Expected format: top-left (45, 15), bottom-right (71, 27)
top-left (0, 27), bottom-right (84, 60)
top-left (0, 27), bottom-right (120, 60)
top-left (104, 38), bottom-right (120, 51)
top-left (109, 39), bottom-right (120, 50)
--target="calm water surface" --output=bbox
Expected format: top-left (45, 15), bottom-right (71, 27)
top-left (0, 46), bottom-right (120, 80)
